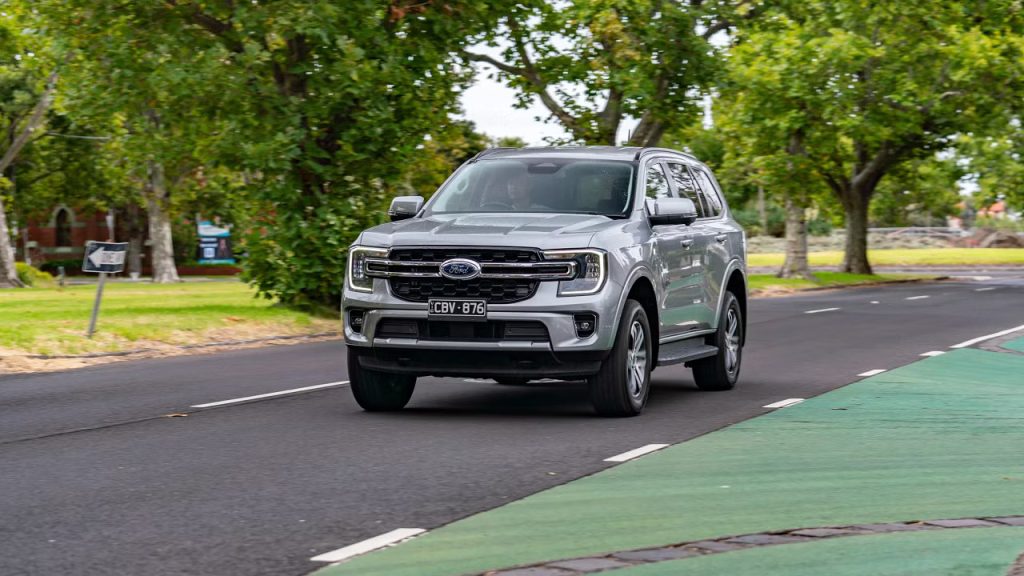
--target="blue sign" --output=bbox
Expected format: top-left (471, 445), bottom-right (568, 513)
top-left (196, 221), bottom-right (235, 264)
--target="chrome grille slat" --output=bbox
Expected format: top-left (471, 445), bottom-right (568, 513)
top-left (381, 248), bottom-right (552, 304)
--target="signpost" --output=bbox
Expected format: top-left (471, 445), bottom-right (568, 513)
top-left (82, 241), bottom-right (127, 338)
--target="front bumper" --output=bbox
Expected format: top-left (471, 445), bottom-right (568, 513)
top-left (343, 277), bottom-right (623, 359)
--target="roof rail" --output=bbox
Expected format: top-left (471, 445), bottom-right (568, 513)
top-left (633, 147), bottom-right (699, 161)
top-left (469, 147), bottom-right (520, 162)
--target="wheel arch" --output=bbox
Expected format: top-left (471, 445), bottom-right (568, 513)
top-left (723, 265), bottom-right (748, 345)
top-left (622, 272), bottom-right (660, 363)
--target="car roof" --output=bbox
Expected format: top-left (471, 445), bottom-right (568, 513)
top-left (470, 146), bottom-right (699, 163)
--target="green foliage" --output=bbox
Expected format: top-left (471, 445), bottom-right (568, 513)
top-left (871, 156), bottom-right (963, 227)
top-left (15, 262), bottom-right (54, 287)
top-left (37, 258), bottom-right (81, 276)
top-left (718, 0), bottom-right (1024, 271)
top-left (403, 120), bottom-right (491, 198)
top-left (467, 0), bottom-right (729, 145)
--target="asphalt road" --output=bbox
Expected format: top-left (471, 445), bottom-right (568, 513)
top-left (1, 275), bottom-right (1022, 576)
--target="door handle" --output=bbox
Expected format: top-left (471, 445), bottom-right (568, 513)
top-left (715, 234), bottom-right (728, 243)
top-left (680, 239), bottom-right (694, 248)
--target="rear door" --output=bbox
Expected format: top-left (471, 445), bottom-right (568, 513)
top-left (643, 160), bottom-right (702, 340)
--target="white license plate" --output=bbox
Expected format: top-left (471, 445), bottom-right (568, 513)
top-left (428, 299), bottom-right (486, 318)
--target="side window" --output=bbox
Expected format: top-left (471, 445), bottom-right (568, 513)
top-left (666, 163), bottom-right (705, 218)
top-left (644, 163), bottom-right (671, 200)
top-left (692, 167), bottom-right (723, 218)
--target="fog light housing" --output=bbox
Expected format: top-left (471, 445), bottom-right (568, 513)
top-left (573, 313), bottom-right (597, 338)
top-left (348, 309), bottom-right (365, 333)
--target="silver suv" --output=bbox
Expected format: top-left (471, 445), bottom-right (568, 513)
top-left (343, 147), bottom-right (747, 416)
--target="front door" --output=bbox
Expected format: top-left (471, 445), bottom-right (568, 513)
top-left (643, 160), bottom-right (703, 340)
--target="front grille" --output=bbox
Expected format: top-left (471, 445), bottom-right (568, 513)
top-left (383, 247), bottom-right (546, 304)
top-left (389, 248), bottom-right (539, 263)
top-left (389, 277), bottom-right (538, 303)
top-left (376, 319), bottom-right (549, 342)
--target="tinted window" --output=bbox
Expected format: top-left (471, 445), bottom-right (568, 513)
top-left (429, 158), bottom-right (634, 216)
top-left (645, 163), bottom-right (671, 200)
top-left (692, 167), bottom-right (723, 217)
top-left (666, 163), bottom-right (705, 218)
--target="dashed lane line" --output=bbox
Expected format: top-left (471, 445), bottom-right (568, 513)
top-left (858, 369), bottom-right (888, 377)
top-left (921, 351), bottom-right (946, 357)
top-left (905, 295), bottom-right (930, 300)
top-left (310, 528), bottom-right (426, 563)
top-left (190, 381), bottom-right (349, 409)
top-left (763, 398), bottom-right (805, 409)
top-left (976, 287), bottom-right (998, 292)
top-left (604, 444), bottom-right (671, 463)
top-left (951, 324), bottom-right (1024, 349)
top-left (804, 307), bottom-right (840, 314)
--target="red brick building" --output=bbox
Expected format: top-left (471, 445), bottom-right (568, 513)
top-left (19, 205), bottom-right (117, 266)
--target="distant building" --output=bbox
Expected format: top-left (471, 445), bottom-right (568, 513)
top-left (19, 205), bottom-right (120, 265)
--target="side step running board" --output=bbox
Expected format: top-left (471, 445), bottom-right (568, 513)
top-left (657, 338), bottom-right (718, 367)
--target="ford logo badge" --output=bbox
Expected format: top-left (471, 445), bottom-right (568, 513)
top-left (439, 258), bottom-right (481, 281)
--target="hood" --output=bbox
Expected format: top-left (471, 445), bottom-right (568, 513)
top-left (358, 213), bottom-right (617, 250)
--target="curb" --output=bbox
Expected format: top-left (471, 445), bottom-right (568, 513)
top-left (750, 275), bottom-right (949, 298)
top-left (26, 331), bottom-right (341, 360)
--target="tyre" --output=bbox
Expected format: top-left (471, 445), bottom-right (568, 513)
top-left (589, 300), bottom-right (652, 417)
top-left (347, 348), bottom-right (416, 411)
top-left (494, 378), bottom-right (530, 386)
top-left (692, 291), bottom-right (743, 391)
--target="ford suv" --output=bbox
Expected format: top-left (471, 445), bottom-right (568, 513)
top-left (343, 146), bottom-right (747, 416)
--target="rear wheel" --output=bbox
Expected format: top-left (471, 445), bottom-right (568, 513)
top-left (692, 292), bottom-right (743, 391)
top-left (347, 348), bottom-right (416, 411)
top-left (589, 300), bottom-right (652, 417)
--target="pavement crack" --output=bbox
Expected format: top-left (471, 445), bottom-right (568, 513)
top-left (480, 515), bottom-right (1024, 575)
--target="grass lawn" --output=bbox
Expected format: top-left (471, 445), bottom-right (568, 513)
top-left (748, 271), bottom-right (934, 293)
top-left (748, 247), bottom-right (1024, 268)
top-left (0, 281), bottom-right (336, 356)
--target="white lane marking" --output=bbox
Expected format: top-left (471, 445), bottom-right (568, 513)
top-left (858, 369), bottom-right (888, 377)
top-left (804, 307), bottom-right (840, 314)
top-left (975, 287), bottom-right (997, 292)
top-left (950, 324), bottom-right (1024, 349)
top-left (920, 351), bottom-right (946, 357)
top-left (190, 381), bottom-right (349, 408)
top-left (763, 398), bottom-right (805, 409)
top-left (870, 301), bottom-right (880, 304)
top-left (310, 528), bottom-right (425, 563)
top-left (905, 295), bottom-right (930, 300)
top-left (604, 443), bottom-right (670, 463)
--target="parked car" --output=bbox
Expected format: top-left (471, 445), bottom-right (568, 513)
top-left (342, 146), bottom-right (747, 416)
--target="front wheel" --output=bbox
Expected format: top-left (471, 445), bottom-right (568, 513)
top-left (691, 292), bottom-right (743, 391)
top-left (589, 300), bottom-right (652, 417)
top-left (348, 348), bottom-right (416, 411)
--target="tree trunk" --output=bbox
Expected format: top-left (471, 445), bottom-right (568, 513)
top-left (125, 202), bottom-right (144, 278)
top-left (841, 189), bottom-right (872, 275)
top-left (757, 185), bottom-right (767, 233)
top-left (0, 196), bottom-right (23, 288)
top-left (779, 196), bottom-right (812, 279)
top-left (145, 161), bottom-right (180, 283)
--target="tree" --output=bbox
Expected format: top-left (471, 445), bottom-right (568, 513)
top-left (724, 1), bottom-right (1024, 273)
top-left (45, 1), bottom-right (507, 305)
top-left (403, 120), bottom-right (491, 198)
top-left (0, 10), bottom-right (60, 288)
top-left (462, 0), bottom-right (746, 145)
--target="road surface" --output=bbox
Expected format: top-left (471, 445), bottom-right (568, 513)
top-left (1, 275), bottom-right (1022, 576)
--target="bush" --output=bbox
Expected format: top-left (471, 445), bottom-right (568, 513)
top-left (39, 258), bottom-right (84, 276)
top-left (15, 262), bottom-right (55, 287)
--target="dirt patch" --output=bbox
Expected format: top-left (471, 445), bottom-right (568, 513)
top-left (0, 332), bottom-right (341, 376)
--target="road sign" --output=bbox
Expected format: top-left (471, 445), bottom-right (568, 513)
top-left (82, 241), bottom-right (128, 274)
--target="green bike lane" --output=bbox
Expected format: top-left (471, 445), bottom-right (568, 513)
top-left (315, 345), bottom-right (1024, 576)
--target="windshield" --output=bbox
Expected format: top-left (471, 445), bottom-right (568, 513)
top-left (427, 158), bottom-right (635, 217)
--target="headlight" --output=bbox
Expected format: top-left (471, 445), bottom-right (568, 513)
top-left (347, 246), bottom-right (388, 293)
top-left (543, 249), bottom-right (607, 296)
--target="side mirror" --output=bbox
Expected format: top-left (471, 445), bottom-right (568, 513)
top-left (646, 197), bottom-right (698, 226)
top-left (388, 195), bottom-right (424, 222)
